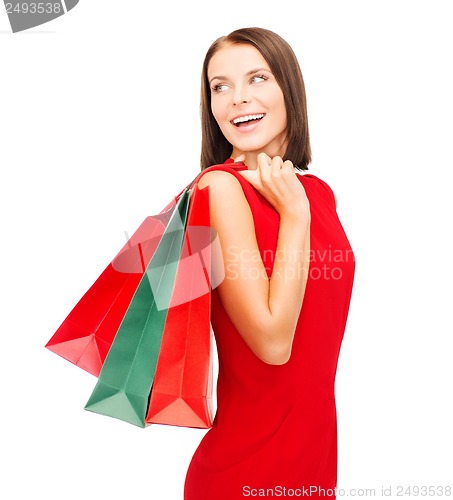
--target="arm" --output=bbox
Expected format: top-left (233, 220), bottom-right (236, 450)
top-left (198, 155), bottom-right (310, 365)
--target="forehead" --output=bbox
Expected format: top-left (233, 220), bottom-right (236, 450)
top-left (208, 44), bottom-right (269, 78)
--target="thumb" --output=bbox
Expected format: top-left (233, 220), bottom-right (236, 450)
top-left (233, 153), bottom-right (245, 163)
top-left (236, 168), bottom-right (258, 186)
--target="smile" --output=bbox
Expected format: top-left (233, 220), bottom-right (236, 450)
top-left (231, 113), bottom-right (266, 127)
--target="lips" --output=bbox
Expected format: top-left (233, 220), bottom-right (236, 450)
top-left (231, 113), bottom-right (266, 127)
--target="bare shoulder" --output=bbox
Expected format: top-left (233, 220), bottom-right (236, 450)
top-left (196, 170), bottom-right (249, 213)
top-left (196, 169), bottom-right (254, 232)
top-left (197, 169), bottom-right (244, 193)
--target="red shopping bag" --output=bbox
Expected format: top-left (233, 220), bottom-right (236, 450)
top-left (45, 164), bottom-right (238, 428)
top-left (146, 182), bottom-right (221, 428)
top-left (45, 192), bottom-right (186, 377)
top-left (84, 189), bottom-right (193, 427)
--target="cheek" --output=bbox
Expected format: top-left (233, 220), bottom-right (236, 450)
top-left (211, 99), bottom-right (232, 139)
top-left (280, 106), bottom-right (288, 127)
top-left (211, 97), bottom-right (226, 122)
top-left (272, 93), bottom-right (287, 126)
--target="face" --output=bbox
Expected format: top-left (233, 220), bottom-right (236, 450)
top-left (207, 44), bottom-right (288, 162)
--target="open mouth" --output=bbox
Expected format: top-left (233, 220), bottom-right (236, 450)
top-left (231, 113), bottom-right (266, 127)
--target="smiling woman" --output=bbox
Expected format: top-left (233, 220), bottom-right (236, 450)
top-left (208, 44), bottom-right (288, 166)
top-left (200, 27), bottom-right (311, 172)
top-left (183, 27), bottom-right (355, 500)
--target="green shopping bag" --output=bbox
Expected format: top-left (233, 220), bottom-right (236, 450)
top-left (84, 188), bottom-right (191, 427)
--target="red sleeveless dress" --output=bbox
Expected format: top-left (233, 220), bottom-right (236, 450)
top-left (184, 160), bottom-right (355, 499)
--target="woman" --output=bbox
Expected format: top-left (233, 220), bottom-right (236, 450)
top-left (184, 27), bottom-right (355, 499)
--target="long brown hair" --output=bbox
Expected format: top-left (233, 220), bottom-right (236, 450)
top-left (200, 27), bottom-right (311, 171)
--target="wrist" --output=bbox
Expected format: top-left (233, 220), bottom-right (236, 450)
top-left (279, 203), bottom-right (310, 222)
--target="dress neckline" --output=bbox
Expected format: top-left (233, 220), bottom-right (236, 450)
top-left (225, 158), bottom-right (248, 170)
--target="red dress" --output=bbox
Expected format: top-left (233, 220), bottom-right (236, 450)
top-left (184, 160), bottom-right (355, 499)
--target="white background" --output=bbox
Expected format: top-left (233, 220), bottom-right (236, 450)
top-left (1, 1), bottom-right (452, 498)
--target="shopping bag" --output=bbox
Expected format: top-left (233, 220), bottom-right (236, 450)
top-left (145, 182), bottom-right (219, 428)
top-left (45, 190), bottom-right (187, 377)
top-left (46, 163), bottom-right (239, 428)
top-left (84, 189), bottom-right (192, 427)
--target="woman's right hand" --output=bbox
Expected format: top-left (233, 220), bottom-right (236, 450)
top-left (237, 152), bottom-right (310, 218)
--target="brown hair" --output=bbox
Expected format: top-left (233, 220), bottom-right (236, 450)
top-left (200, 27), bottom-right (311, 171)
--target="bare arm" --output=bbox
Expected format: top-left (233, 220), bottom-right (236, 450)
top-left (198, 154), bottom-right (311, 365)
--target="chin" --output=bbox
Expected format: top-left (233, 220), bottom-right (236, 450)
top-left (232, 141), bottom-right (272, 154)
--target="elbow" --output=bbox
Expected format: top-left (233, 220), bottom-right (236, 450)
top-left (255, 340), bottom-right (293, 366)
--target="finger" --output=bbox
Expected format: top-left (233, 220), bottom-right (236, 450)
top-left (257, 152), bottom-right (271, 166)
top-left (234, 153), bottom-right (245, 163)
top-left (270, 156), bottom-right (284, 171)
top-left (237, 168), bottom-right (259, 187)
top-left (257, 153), bottom-right (272, 182)
top-left (281, 159), bottom-right (295, 172)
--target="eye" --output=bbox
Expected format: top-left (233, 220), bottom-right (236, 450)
top-left (250, 74), bottom-right (268, 84)
top-left (212, 83), bottom-right (229, 93)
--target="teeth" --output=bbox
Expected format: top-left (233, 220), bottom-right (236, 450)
top-left (233, 113), bottom-right (265, 125)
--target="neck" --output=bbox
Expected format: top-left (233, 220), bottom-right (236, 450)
top-left (232, 145), bottom-right (287, 170)
top-left (242, 153), bottom-right (258, 170)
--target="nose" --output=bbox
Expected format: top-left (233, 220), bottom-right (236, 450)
top-left (233, 84), bottom-right (250, 106)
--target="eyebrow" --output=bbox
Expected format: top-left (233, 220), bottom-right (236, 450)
top-left (208, 67), bottom-right (271, 85)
